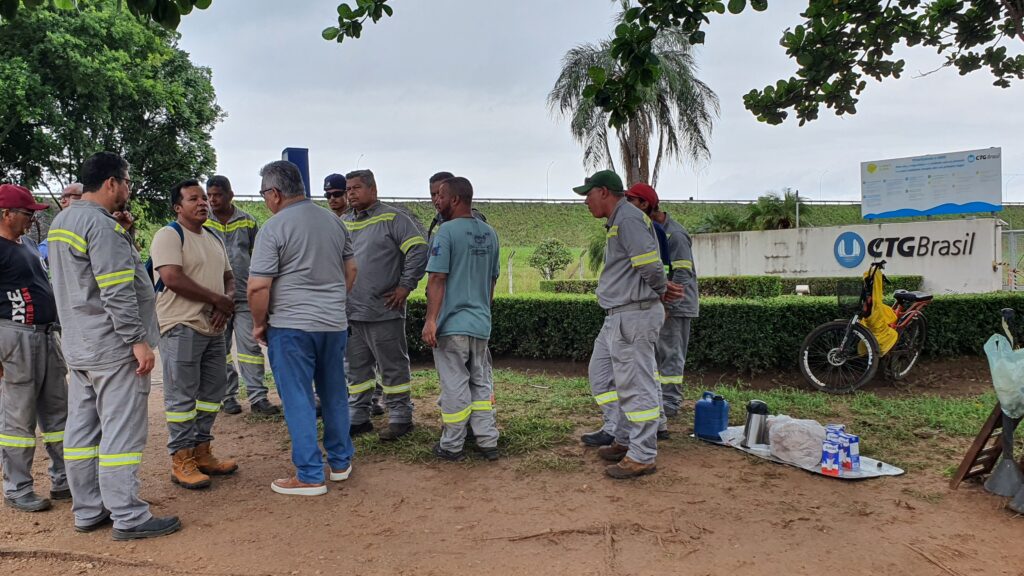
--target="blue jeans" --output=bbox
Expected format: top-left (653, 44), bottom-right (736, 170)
top-left (267, 327), bottom-right (353, 484)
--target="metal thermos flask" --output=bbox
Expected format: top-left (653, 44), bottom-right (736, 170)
top-left (741, 400), bottom-right (770, 448)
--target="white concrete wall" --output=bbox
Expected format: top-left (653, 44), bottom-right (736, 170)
top-left (692, 218), bottom-right (1002, 294)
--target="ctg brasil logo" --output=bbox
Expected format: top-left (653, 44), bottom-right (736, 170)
top-left (834, 231), bottom-right (866, 269)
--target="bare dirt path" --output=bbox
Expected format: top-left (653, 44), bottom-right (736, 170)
top-left (2, 360), bottom-right (1022, 576)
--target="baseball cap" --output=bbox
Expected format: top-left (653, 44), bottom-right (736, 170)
top-left (572, 170), bottom-right (624, 195)
top-left (0, 184), bottom-right (49, 211)
top-left (626, 183), bottom-right (659, 210)
top-left (323, 173), bottom-right (347, 191)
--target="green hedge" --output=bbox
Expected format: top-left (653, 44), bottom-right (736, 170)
top-left (405, 292), bottom-right (1024, 372)
top-left (539, 276), bottom-right (782, 298)
top-left (541, 275), bottom-right (924, 299)
top-left (780, 275), bottom-right (923, 296)
top-left (539, 279), bottom-right (598, 294)
top-left (700, 276), bottom-right (782, 298)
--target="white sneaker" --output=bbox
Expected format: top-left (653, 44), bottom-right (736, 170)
top-left (329, 465), bottom-right (352, 482)
top-left (270, 477), bottom-right (327, 496)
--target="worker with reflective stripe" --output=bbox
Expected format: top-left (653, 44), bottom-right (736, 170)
top-left (48, 152), bottom-right (179, 539)
top-left (205, 175), bottom-right (279, 416)
top-left (343, 169), bottom-right (428, 441)
top-left (153, 180), bottom-right (238, 490)
top-left (626, 184), bottom-right (699, 436)
top-left (0, 184), bottom-right (68, 513)
top-left (626, 182), bottom-right (700, 422)
top-left (421, 176), bottom-right (501, 462)
top-left (574, 171), bottom-right (682, 479)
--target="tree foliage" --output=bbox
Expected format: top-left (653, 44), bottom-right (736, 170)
top-left (695, 206), bottom-right (747, 233)
top-left (0, 0), bottom-right (212, 29)
top-left (548, 7), bottom-right (719, 188)
top-left (8, 1), bottom-right (1019, 128)
top-left (0, 0), bottom-right (223, 214)
top-left (744, 188), bottom-right (808, 230)
top-left (529, 238), bottom-right (574, 280)
top-left (594, 0), bottom-right (1024, 126)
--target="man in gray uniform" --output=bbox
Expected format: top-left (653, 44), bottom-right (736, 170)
top-left (48, 151), bottom-right (180, 539)
top-left (0, 184), bottom-right (68, 513)
top-left (205, 175), bottom-right (279, 416)
top-left (574, 170), bottom-right (682, 479)
top-left (344, 169), bottom-right (428, 441)
top-left (625, 184), bottom-right (699, 437)
top-left (421, 176), bottom-right (501, 462)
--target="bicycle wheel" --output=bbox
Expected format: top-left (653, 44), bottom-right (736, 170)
top-left (799, 320), bottom-right (880, 394)
top-left (887, 315), bottom-right (927, 381)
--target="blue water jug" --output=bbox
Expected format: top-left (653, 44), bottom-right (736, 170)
top-left (694, 391), bottom-right (729, 441)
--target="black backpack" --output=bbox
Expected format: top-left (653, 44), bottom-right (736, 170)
top-left (144, 221), bottom-right (184, 293)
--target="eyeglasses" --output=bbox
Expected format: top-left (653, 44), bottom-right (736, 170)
top-left (259, 187), bottom-right (277, 198)
top-left (5, 208), bottom-right (36, 220)
top-left (324, 191), bottom-right (346, 199)
top-left (116, 176), bottom-right (133, 188)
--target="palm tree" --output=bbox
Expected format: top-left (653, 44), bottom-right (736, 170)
top-left (744, 188), bottom-right (808, 230)
top-left (548, 4), bottom-right (719, 188)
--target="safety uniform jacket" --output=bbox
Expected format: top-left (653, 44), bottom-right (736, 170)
top-left (662, 214), bottom-right (699, 318)
top-left (342, 201), bottom-right (428, 322)
top-left (203, 206), bottom-right (258, 302)
top-left (597, 199), bottom-right (667, 310)
top-left (47, 200), bottom-right (159, 370)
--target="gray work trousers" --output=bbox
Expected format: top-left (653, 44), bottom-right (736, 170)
top-left (161, 324), bottom-right (226, 454)
top-left (656, 316), bottom-right (692, 429)
top-left (223, 303), bottom-right (269, 404)
top-left (347, 319), bottom-right (413, 425)
top-left (65, 360), bottom-right (152, 530)
top-left (0, 322), bottom-right (67, 499)
top-left (588, 303), bottom-right (663, 464)
top-left (433, 335), bottom-right (498, 452)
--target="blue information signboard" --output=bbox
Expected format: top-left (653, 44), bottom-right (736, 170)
top-left (281, 147), bottom-right (311, 198)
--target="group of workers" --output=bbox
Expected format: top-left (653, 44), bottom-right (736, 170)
top-left (0, 153), bottom-right (697, 540)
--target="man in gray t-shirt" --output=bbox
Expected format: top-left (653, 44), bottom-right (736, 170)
top-left (248, 161), bottom-right (358, 497)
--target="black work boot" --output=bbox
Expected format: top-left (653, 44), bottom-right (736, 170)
top-left (581, 429), bottom-right (615, 447)
top-left (112, 516), bottom-right (182, 541)
top-left (4, 492), bottom-right (51, 512)
top-left (350, 421), bottom-right (374, 437)
top-left (378, 422), bottom-right (414, 442)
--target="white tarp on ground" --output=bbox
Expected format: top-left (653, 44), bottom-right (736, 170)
top-left (698, 426), bottom-right (905, 480)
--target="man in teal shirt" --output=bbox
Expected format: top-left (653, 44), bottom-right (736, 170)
top-left (421, 176), bottom-right (501, 462)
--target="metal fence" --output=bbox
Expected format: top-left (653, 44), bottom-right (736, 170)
top-left (1003, 230), bottom-right (1024, 291)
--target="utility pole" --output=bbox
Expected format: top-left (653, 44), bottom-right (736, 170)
top-left (795, 189), bottom-right (800, 229)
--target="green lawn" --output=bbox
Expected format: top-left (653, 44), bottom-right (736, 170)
top-left (248, 368), bottom-right (1004, 476)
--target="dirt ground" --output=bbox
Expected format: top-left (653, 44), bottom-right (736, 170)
top-left (2, 358), bottom-right (1023, 576)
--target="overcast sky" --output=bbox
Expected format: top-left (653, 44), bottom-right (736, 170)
top-left (176, 1), bottom-right (1023, 203)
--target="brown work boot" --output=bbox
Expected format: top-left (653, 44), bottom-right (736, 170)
top-left (171, 448), bottom-right (211, 489)
top-left (194, 442), bottom-right (238, 476)
top-left (596, 442), bottom-right (629, 462)
top-left (605, 456), bottom-right (657, 480)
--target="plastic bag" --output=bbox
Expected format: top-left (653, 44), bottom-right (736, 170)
top-left (983, 334), bottom-right (1024, 419)
top-left (767, 415), bottom-right (827, 468)
top-left (859, 267), bottom-right (898, 356)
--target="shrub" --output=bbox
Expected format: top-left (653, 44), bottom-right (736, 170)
top-left (405, 292), bottom-right (1024, 371)
top-left (539, 279), bottom-right (599, 294)
top-left (780, 275), bottom-right (923, 296)
top-left (528, 238), bottom-right (574, 280)
top-left (700, 276), bottom-right (782, 298)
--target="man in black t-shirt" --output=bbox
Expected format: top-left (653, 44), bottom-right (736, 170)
top-left (0, 184), bottom-right (69, 513)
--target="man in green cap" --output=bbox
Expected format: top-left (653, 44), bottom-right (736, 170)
top-left (574, 170), bottom-right (683, 479)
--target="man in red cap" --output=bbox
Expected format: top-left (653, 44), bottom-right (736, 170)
top-left (625, 183), bottom-right (699, 437)
top-left (0, 184), bottom-right (69, 513)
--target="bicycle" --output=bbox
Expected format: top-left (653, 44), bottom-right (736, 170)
top-left (799, 260), bottom-right (933, 394)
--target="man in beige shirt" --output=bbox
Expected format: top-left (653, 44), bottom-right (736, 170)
top-left (151, 179), bottom-right (237, 490)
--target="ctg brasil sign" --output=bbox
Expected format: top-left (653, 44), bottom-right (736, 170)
top-left (834, 230), bottom-right (976, 268)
